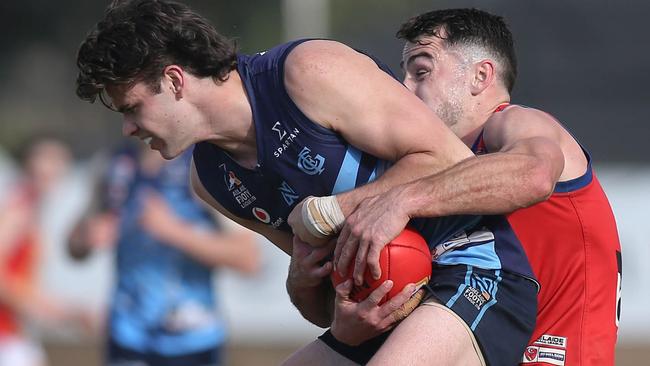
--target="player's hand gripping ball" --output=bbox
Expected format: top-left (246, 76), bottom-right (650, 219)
top-left (331, 227), bottom-right (432, 319)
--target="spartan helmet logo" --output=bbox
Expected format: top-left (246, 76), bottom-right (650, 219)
top-left (297, 147), bottom-right (325, 175)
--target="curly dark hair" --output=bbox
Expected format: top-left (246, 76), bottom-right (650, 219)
top-left (76, 0), bottom-right (238, 107)
top-left (397, 8), bottom-right (517, 92)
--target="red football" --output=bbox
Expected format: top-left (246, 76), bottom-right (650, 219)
top-left (331, 227), bottom-right (432, 304)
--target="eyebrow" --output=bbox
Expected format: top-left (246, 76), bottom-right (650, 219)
top-left (116, 103), bottom-right (134, 114)
top-left (400, 52), bottom-right (434, 70)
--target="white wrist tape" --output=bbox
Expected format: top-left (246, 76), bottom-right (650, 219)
top-left (301, 196), bottom-right (345, 238)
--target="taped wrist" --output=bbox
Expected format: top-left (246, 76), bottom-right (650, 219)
top-left (301, 196), bottom-right (345, 238)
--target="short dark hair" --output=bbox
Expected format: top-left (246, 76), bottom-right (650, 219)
top-left (76, 0), bottom-right (237, 107)
top-left (397, 8), bottom-right (517, 92)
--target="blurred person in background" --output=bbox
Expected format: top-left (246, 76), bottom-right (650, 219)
top-left (0, 136), bottom-right (91, 366)
top-left (68, 143), bottom-right (260, 366)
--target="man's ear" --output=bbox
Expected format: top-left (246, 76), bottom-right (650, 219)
top-left (470, 59), bottom-right (495, 95)
top-left (163, 65), bottom-right (184, 97)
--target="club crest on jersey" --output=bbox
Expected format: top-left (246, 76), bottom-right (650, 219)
top-left (521, 346), bottom-right (566, 365)
top-left (524, 347), bottom-right (538, 362)
top-left (278, 181), bottom-right (300, 206)
top-left (252, 207), bottom-right (271, 224)
top-left (297, 147), bottom-right (325, 175)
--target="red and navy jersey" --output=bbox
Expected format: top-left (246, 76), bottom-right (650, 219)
top-left (193, 40), bottom-right (534, 280)
top-left (472, 105), bottom-right (621, 365)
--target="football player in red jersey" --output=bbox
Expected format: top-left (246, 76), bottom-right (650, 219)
top-left (336, 8), bottom-right (622, 366)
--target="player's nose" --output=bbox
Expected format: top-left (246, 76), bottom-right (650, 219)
top-left (122, 118), bottom-right (138, 137)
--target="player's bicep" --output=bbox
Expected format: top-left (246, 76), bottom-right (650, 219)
top-left (190, 160), bottom-right (293, 254)
top-left (284, 41), bottom-right (470, 165)
top-left (484, 108), bottom-right (565, 178)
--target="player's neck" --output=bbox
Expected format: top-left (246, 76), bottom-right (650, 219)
top-left (200, 70), bottom-right (258, 169)
top-left (458, 95), bottom-right (510, 147)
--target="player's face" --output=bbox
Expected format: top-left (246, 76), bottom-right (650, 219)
top-left (106, 80), bottom-right (196, 160)
top-left (402, 35), bottom-right (472, 130)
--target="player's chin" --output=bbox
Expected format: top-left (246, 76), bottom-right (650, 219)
top-left (156, 142), bottom-right (184, 160)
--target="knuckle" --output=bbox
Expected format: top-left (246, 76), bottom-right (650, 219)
top-left (350, 226), bottom-right (363, 239)
top-left (354, 256), bottom-right (365, 266)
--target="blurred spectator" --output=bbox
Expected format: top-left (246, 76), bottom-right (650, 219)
top-left (0, 136), bottom-right (91, 366)
top-left (69, 143), bottom-right (260, 366)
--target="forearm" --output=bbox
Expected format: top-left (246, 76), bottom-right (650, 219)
top-left (336, 151), bottom-right (469, 216)
top-left (161, 223), bottom-right (259, 272)
top-left (286, 279), bottom-right (333, 328)
top-left (401, 152), bottom-right (555, 218)
top-left (294, 151), bottom-right (470, 244)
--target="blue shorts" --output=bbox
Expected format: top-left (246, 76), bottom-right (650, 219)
top-left (106, 338), bottom-right (223, 366)
top-left (319, 264), bottom-right (537, 365)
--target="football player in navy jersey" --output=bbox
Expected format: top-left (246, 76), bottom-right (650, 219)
top-left (74, 1), bottom-right (538, 365)
top-left (69, 144), bottom-right (259, 366)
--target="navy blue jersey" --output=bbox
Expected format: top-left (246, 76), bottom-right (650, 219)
top-left (193, 39), bottom-right (534, 279)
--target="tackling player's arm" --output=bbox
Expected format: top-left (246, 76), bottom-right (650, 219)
top-left (391, 106), bottom-right (577, 217)
top-left (337, 107), bottom-right (579, 280)
top-left (284, 40), bottom-right (473, 244)
top-left (191, 160), bottom-right (334, 327)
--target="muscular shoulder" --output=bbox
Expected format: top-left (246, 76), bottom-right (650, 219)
top-left (483, 105), bottom-right (562, 151)
top-left (486, 105), bottom-right (556, 132)
top-left (283, 40), bottom-right (384, 129)
top-left (284, 40), bottom-right (369, 79)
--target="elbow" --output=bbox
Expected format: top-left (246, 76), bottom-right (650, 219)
top-left (526, 159), bottom-right (557, 205)
top-left (235, 241), bottom-right (262, 276)
top-left (237, 254), bottom-right (262, 276)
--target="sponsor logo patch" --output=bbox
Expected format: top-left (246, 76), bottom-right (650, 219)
top-left (225, 170), bottom-right (242, 191)
top-left (220, 164), bottom-right (256, 208)
top-left (432, 228), bottom-right (495, 260)
top-left (521, 346), bottom-right (566, 365)
top-left (463, 286), bottom-right (488, 310)
top-left (252, 207), bottom-right (271, 224)
top-left (533, 334), bottom-right (567, 349)
top-left (272, 122), bottom-right (300, 158)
